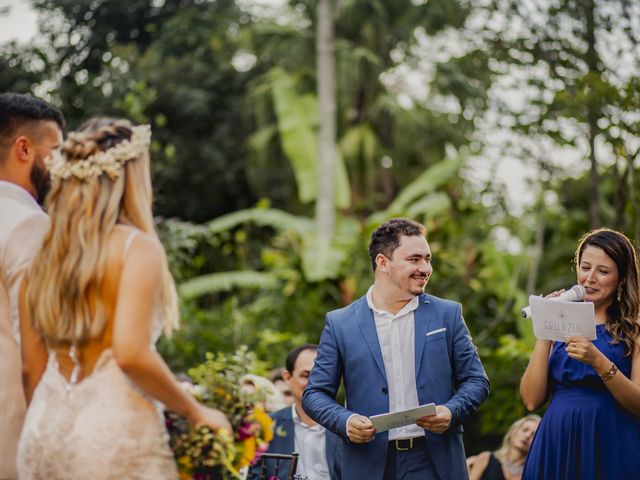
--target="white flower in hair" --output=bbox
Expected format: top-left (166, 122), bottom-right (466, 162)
top-left (46, 124), bottom-right (152, 181)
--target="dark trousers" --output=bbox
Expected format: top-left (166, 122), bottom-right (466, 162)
top-left (383, 437), bottom-right (441, 480)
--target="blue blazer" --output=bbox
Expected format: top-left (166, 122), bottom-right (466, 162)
top-left (302, 293), bottom-right (489, 480)
top-left (251, 406), bottom-right (342, 479)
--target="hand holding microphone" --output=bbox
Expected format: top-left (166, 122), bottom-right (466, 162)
top-left (521, 285), bottom-right (586, 318)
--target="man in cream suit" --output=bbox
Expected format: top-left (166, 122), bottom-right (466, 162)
top-left (0, 93), bottom-right (64, 479)
top-left (303, 218), bottom-right (489, 480)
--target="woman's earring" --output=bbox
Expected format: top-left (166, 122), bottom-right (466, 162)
top-left (617, 284), bottom-right (622, 303)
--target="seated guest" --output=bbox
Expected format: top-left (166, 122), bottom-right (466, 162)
top-left (270, 367), bottom-right (293, 406)
top-left (251, 345), bottom-right (341, 479)
top-left (467, 415), bottom-right (540, 480)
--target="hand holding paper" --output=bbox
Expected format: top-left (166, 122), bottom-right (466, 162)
top-left (347, 414), bottom-right (375, 443)
top-left (369, 403), bottom-right (437, 433)
top-left (417, 405), bottom-right (452, 434)
top-left (529, 295), bottom-right (596, 342)
top-left (565, 335), bottom-right (606, 368)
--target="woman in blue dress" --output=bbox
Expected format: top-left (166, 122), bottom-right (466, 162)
top-left (520, 228), bottom-right (640, 480)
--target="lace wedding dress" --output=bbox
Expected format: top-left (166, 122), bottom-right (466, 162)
top-left (16, 231), bottom-right (178, 479)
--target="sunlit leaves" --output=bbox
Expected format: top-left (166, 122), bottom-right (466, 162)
top-left (268, 67), bottom-right (351, 208)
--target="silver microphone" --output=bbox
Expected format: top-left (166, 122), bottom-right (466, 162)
top-left (521, 285), bottom-right (586, 318)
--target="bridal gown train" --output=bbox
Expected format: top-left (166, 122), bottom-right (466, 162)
top-left (16, 231), bottom-right (178, 480)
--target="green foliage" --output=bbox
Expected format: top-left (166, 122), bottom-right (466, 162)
top-left (188, 346), bottom-right (263, 426)
top-left (157, 213), bottom-right (352, 371)
top-left (368, 155), bottom-right (464, 224)
top-left (0, 44), bottom-right (42, 92)
top-left (23, 0), bottom-right (259, 222)
top-left (268, 67), bottom-right (351, 208)
top-left (206, 207), bottom-right (313, 236)
top-left (250, 329), bottom-right (309, 372)
top-left (300, 216), bottom-right (361, 281)
top-left (474, 335), bottom-right (536, 438)
top-left (179, 271), bottom-right (279, 300)
top-left (244, 0), bottom-right (486, 213)
top-left (482, 0), bottom-right (640, 230)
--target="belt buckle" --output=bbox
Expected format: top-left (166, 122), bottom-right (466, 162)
top-left (395, 438), bottom-right (413, 451)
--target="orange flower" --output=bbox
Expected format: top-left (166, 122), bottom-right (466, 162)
top-left (239, 437), bottom-right (257, 469)
top-left (178, 456), bottom-right (192, 469)
top-left (253, 406), bottom-right (274, 443)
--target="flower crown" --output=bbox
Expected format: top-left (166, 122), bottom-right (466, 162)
top-left (46, 124), bottom-right (152, 181)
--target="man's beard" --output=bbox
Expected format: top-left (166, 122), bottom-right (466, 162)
top-left (30, 159), bottom-right (51, 205)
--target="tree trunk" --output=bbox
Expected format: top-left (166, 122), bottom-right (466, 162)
top-left (613, 159), bottom-right (627, 230)
top-left (315, 0), bottom-right (336, 239)
top-left (630, 149), bottom-right (640, 242)
top-left (526, 192), bottom-right (546, 295)
top-left (585, 0), bottom-right (600, 228)
top-left (587, 116), bottom-right (600, 228)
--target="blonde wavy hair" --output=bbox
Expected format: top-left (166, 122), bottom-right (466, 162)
top-left (575, 227), bottom-right (640, 356)
top-left (27, 117), bottom-right (178, 344)
top-left (494, 414), bottom-right (541, 463)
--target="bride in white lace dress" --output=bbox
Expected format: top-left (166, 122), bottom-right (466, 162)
top-left (16, 118), bottom-right (231, 479)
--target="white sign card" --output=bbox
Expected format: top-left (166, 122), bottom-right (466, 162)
top-left (370, 403), bottom-right (437, 433)
top-left (529, 295), bottom-right (596, 342)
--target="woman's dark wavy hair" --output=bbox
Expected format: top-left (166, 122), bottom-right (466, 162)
top-left (575, 228), bottom-right (640, 355)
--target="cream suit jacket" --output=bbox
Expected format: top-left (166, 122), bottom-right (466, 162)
top-left (0, 181), bottom-right (49, 480)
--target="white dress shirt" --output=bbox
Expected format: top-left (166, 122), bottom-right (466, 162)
top-left (366, 286), bottom-right (424, 441)
top-left (292, 404), bottom-right (330, 480)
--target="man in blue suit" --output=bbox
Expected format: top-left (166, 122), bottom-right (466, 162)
top-left (253, 345), bottom-right (341, 479)
top-left (302, 218), bottom-right (489, 480)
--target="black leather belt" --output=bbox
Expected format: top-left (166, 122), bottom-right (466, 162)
top-left (389, 436), bottom-right (427, 452)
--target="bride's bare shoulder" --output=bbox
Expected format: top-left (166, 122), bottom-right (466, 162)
top-left (103, 226), bottom-right (166, 286)
top-left (110, 225), bottom-right (163, 255)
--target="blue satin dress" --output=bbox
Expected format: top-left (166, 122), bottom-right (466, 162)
top-left (522, 324), bottom-right (640, 479)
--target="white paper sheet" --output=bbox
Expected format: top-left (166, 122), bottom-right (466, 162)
top-left (369, 403), bottom-right (437, 433)
top-left (529, 295), bottom-right (596, 342)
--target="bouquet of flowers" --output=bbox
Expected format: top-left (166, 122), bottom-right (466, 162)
top-left (165, 347), bottom-right (274, 480)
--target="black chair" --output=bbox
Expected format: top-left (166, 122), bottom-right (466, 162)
top-left (247, 452), bottom-right (300, 480)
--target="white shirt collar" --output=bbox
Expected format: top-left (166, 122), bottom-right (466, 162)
top-left (366, 285), bottom-right (420, 318)
top-left (0, 180), bottom-right (42, 211)
top-left (292, 404), bottom-right (324, 431)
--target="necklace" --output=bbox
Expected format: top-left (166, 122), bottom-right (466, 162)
top-left (503, 457), bottom-right (524, 476)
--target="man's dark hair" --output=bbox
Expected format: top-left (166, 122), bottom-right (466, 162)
top-left (0, 92), bottom-right (65, 145)
top-left (368, 217), bottom-right (427, 272)
top-left (285, 344), bottom-right (318, 374)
